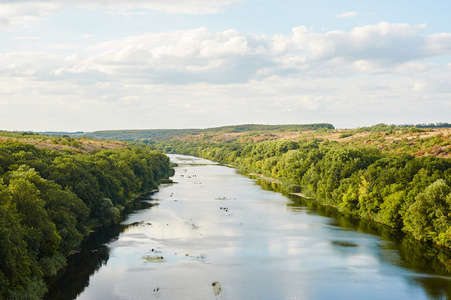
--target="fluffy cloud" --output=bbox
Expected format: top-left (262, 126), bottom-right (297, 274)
top-left (2, 23), bottom-right (451, 86)
top-left (1, 22), bottom-right (451, 130)
top-left (47, 28), bottom-right (271, 84)
top-left (276, 22), bottom-right (430, 65)
top-left (0, 52), bottom-right (65, 77)
top-left (425, 33), bottom-right (451, 56)
top-left (2, 23), bottom-right (450, 85)
top-left (336, 11), bottom-right (358, 18)
top-left (0, 0), bottom-right (242, 29)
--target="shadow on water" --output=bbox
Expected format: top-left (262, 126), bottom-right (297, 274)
top-left (44, 192), bottom-right (159, 300)
top-left (257, 178), bottom-right (451, 300)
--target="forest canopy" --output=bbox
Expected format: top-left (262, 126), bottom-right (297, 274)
top-left (154, 138), bottom-right (451, 248)
top-left (0, 142), bottom-right (173, 299)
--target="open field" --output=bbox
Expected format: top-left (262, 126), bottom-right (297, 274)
top-left (172, 127), bottom-right (451, 158)
top-left (2, 125), bottom-right (450, 158)
top-left (0, 133), bottom-right (127, 154)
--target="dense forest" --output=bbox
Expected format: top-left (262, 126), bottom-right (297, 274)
top-left (0, 141), bottom-right (173, 299)
top-left (154, 137), bottom-right (451, 249)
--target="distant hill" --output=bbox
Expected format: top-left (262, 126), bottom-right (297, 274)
top-left (87, 123), bottom-right (335, 141)
top-left (37, 131), bottom-right (87, 137)
top-left (0, 131), bottom-right (127, 154)
top-left (147, 123), bottom-right (451, 159)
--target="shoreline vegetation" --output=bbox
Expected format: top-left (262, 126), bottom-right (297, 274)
top-left (139, 124), bottom-right (451, 245)
top-left (156, 139), bottom-right (451, 246)
top-left (2, 122), bottom-right (451, 297)
top-left (247, 172), bottom-right (312, 199)
top-left (0, 132), bottom-right (174, 299)
top-left (155, 138), bottom-right (451, 272)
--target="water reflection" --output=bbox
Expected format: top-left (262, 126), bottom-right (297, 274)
top-left (44, 230), bottom-right (113, 300)
top-left (45, 155), bottom-right (451, 300)
top-left (44, 194), bottom-right (157, 300)
top-left (281, 183), bottom-right (451, 299)
top-left (249, 171), bottom-right (451, 299)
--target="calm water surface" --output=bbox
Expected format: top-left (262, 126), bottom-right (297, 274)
top-left (47, 154), bottom-right (451, 299)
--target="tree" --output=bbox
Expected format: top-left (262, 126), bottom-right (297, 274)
top-left (0, 180), bottom-right (34, 298)
top-left (404, 179), bottom-right (451, 245)
top-left (7, 166), bottom-right (61, 258)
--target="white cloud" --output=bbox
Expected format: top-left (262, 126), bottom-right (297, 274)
top-left (337, 11), bottom-right (358, 18)
top-left (0, 52), bottom-right (64, 77)
top-left (0, 2), bottom-right (60, 29)
top-left (283, 22), bottom-right (429, 65)
top-left (3, 23), bottom-right (451, 85)
top-left (1, 22), bottom-right (451, 130)
top-left (425, 33), bottom-right (451, 56)
top-left (1, 64), bottom-right (450, 131)
top-left (55, 28), bottom-right (272, 84)
top-left (0, 0), bottom-right (243, 30)
top-left (3, 23), bottom-right (451, 86)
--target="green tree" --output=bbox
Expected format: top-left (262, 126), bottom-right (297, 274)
top-left (404, 179), bottom-right (451, 245)
top-left (0, 180), bottom-right (34, 298)
top-left (7, 166), bottom-right (61, 258)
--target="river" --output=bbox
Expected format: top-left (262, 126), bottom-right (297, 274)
top-left (46, 154), bottom-right (451, 299)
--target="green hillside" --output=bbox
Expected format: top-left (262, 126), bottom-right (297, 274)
top-left (87, 123), bottom-right (335, 141)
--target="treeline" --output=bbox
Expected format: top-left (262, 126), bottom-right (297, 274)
top-left (0, 142), bottom-right (173, 299)
top-left (88, 129), bottom-right (195, 141)
top-left (197, 123), bottom-right (334, 133)
top-left (155, 139), bottom-right (451, 247)
top-left (88, 123), bottom-right (335, 141)
top-left (404, 122), bottom-right (451, 129)
top-left (353, 123), bottom-right (451, 132)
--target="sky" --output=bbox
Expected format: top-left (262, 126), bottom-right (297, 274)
top-left (0, 0), bottom-right (450, 131)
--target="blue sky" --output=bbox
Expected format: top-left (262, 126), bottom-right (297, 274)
top-left (1, 0), bottom-right (450, 131)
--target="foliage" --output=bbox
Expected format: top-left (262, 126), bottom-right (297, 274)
top-left (0, 142), bottom-right (173, 298)
top-left (154, 137), bottom-right (451, 247)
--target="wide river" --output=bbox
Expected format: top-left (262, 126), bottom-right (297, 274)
top-left (46, 154), bottom-right (451, 299)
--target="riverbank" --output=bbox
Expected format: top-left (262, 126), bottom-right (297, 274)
top-left (156, 137), bottom-right (451, 249)
top-left (244, 165), bottom-right (451, 275)
top-left (248, 172), bottom-right (312, 199)
top-left (46, 154), bottom-right (451, 300)
top-left (0, 142), bottom-right (174, 299)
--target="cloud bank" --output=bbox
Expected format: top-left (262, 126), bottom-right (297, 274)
top-left (1, 22), bottom-right (451, 130)
top-left (3, 22), bottom-right (450, 84)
